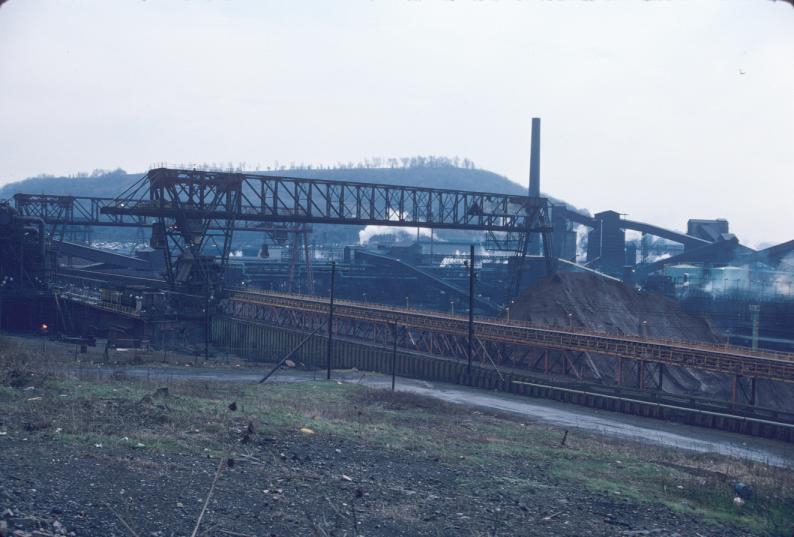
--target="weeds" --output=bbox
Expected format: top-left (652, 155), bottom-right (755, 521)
top-left (2, 336), bottom-right (793, 535)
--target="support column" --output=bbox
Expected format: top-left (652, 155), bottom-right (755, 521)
top-left (639, 360), bottom-right (645, 390)
top-left (750, 377), bottom-right (757, 406)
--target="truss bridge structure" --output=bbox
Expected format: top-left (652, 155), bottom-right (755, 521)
top-left (98, 168), bottom-right (555, 291)
top-left (225, 288), bottom-right (794, 405)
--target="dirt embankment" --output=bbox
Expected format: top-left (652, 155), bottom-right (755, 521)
top-left (509, 272), bottom-right (792, 408)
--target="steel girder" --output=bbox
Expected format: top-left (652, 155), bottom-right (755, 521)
top-left (102, 168), bottom-right (553, 233)
top-left (13, 194), bottom-right (149, 229)
top-left (144, 171), bottom-right (243, 291)
top-left (224, 289), bottom-right (794, 383)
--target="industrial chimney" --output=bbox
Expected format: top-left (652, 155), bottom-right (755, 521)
top-left (525, 117), bottom-right (542, 255)
top-left (529, 117), bottom-right (541, 198)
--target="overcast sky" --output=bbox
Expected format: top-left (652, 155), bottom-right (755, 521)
top-left (1, 1), bottom-right (792, 247)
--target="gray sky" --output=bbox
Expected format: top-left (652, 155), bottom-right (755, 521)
top-left (1, 1), bottom-right (792, 247)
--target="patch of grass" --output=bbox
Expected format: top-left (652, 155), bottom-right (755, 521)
top-left (549, 446), bottom-right (794, 535)
top-left (239, 381), bottom-right (794, 535)
top-left (0, 384), bottom-right (19, 398)
top-left (1, 347), bottom-right (793, 536)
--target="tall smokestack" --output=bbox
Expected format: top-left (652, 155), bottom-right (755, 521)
top-left (529, 117), bottom-right (541, 198)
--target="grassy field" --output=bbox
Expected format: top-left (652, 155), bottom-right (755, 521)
top-left (2, 336), bottom-right (793, 536)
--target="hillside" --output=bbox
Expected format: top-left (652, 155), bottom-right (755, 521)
top-left (1, 166), bottom-right (529, 200)
top-left (1, 165), bottom-right (585, 209)
top-left (0, 169), bottom-right (142, 200)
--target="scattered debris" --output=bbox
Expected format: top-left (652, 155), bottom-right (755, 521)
top-left (241, 422), bottom-right (255, 444)
top-left (190, 457), bottom-right (226, 537)
top-left (734, 482), bottom-right (753, 499)
top-left (108, 506), bottom-right (141, 537)
top-left (23, 420), bottom-right (50, 432)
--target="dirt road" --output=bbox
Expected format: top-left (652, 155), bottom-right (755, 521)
top-left (73, 364), bottom-right (794, 468)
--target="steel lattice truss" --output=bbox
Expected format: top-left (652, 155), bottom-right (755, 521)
top-left (224, 289), bottom-right (794, 386)
top-left (102, 168), bottom-right (551, 233)
top-left (13, 194), bottom-right (150, 231)
top-left (15, 168), bottom-right (558, 290)
top-left (11, 193), bottom-right (312, 233)
top-left (95, 167), bottom-right (558, 291)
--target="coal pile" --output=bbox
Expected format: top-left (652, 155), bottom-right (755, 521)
top-left (510, 272), bottom-right (719, 342)
top-left (510, 272), bottom-right (792, 408)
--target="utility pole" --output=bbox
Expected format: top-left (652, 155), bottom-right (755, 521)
top-left (41, 323), bottom-right (48, 353)
top-left (326, 261), bottom-right (336, 380)
top-left (467, 244), bottom-right (475, 375)
top-left (391, 323), bottom-right (398, 391)
top-left (204, 273), bottom-right (210, 363)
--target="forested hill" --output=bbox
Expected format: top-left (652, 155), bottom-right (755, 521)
top-left (0, 169), bottom-right (143, 199)
top-left (0, 166), bottom-right (530, 200)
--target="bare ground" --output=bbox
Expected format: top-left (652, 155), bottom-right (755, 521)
top-left (1, 336), bottom-right (793, 537)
